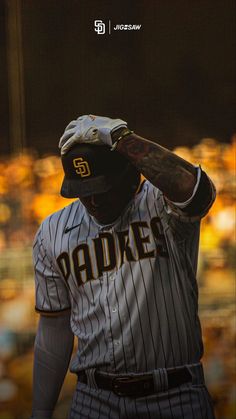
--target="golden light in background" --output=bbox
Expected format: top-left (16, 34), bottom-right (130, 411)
top-left (0, 203), bottom-right (11, 223)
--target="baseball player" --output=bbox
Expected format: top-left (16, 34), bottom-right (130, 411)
top-left (31, 115), bottom-right (216, 419)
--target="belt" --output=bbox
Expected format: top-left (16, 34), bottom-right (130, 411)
top-left (77, 367), bottom-right (192, 397)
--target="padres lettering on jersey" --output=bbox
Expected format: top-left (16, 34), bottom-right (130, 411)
top-left (33, 179), bottom-right (215, 374)
top-left (56, 217), bottom-right (168, 285)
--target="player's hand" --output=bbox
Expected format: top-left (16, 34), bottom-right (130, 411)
top-left (59, 114), bottom-right (127, 155)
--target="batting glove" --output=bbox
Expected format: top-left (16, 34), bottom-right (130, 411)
top-left (59, 114), bottom-right (127, 155)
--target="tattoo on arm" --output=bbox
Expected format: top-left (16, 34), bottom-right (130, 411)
top-left (117, 134), bottom-right (197, 202)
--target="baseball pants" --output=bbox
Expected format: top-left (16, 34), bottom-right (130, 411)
top-left (68, 363), bottom-right (215, 419)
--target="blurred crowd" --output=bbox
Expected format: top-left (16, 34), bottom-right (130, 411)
top-left (0, 137), bottom-right (235, 418)
top-left (0, 137), bottom-right (235, 252)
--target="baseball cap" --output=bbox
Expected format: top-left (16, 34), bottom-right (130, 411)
top-left (60, 143), bottom-right (129, 198)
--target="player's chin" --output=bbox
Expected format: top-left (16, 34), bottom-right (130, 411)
top-left (91, 209), bottom-right (120, 225)
top-left (94, 214), bottom-right (119, 225)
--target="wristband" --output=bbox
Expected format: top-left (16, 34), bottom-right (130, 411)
top-left (110, 129), bottom-right (134, 151)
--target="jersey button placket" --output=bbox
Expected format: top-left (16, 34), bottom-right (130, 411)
top-left (103, 273), bottom-right (116, 369)
top-left (102, 272), bottom-right (107, 283)
top-left (108, 273), bottom-right (121, 366)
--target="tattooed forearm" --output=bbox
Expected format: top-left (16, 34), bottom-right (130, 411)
top-left (116, 133), bottom-right (197, 202)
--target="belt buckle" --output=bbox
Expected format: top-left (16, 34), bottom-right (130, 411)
top-left (112, 375), bottom-right (135, 397)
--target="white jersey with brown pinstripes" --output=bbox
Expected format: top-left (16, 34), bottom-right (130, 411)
top-left (33, 176), bottom-right (215, 374)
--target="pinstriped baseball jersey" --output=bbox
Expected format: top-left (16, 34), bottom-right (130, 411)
top-left (33, 176), bottom-right (215, 374)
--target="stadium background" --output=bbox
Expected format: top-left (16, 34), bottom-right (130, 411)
top-left (0, 1), bottom-right (235, 418)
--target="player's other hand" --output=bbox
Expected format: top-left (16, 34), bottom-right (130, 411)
top-left (59, 114), bottom-right (127, 155)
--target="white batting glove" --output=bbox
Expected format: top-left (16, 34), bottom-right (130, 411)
top-left (59, 114), bottom-right (127, 155)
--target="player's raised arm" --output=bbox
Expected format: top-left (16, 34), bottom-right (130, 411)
top-left (59, 114), bottom-right (215, 214)
top-left (113, 129), bottom-right (196, 203)
top-left (59, 114), bottom-right (196, 202)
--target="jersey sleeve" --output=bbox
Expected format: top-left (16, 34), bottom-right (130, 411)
top-left (148, 167), bottom-right (216, 239)
top-left (162, 167), bottom-right (216, 220)
top-left (33, 223), bottom-right (71, 315)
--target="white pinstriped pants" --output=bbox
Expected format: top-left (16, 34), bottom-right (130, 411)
top-left (68, 364), bottom-right (215, 419)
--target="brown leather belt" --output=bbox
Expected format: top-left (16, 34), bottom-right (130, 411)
top-left (77, 367), bottom-right (192, 397)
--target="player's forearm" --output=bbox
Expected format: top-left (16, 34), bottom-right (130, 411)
top-left (31, 314), bottom-right (74, 419)
top-left (115, 130), bottom-right (196, 202)
top-left (32, 346), bottom-right (70, 417)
